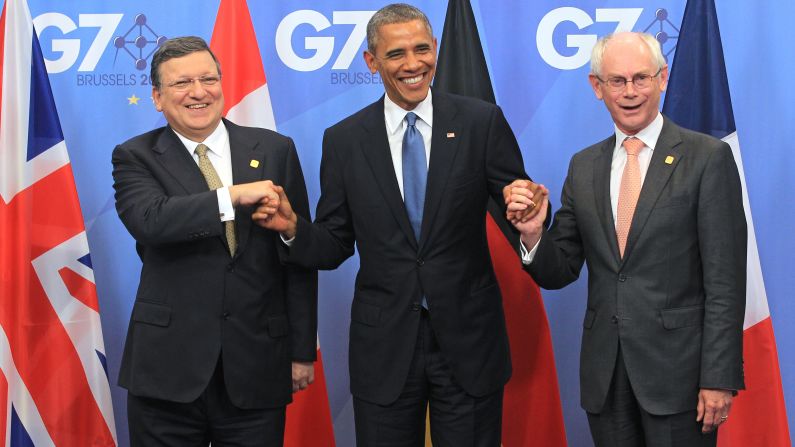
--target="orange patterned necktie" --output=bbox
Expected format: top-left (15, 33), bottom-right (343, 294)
top-left (616, 137), bottom-right (644, 258)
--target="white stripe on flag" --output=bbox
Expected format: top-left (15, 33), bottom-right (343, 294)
top-left (721, 132), bottom-right (770, 329)
top-left (225, 84), bottom-right (277, 132)
top-left (30, 232), bottom-right (117, 442)
top-left (0, 326), bottom-right (56, 446)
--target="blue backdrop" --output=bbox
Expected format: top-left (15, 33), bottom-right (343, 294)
top-left (23, 1), bottom-right (794, 445)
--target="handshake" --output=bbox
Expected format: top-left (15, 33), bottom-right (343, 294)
top-left (502, 179), bottom-right (549, 247)
top-left (229, 180), bottom-right (297, 238)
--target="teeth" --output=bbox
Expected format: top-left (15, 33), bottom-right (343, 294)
top-left (187, 104), bottom-right (207, 109)
top-left (402, 75), bottom-right (423, 85)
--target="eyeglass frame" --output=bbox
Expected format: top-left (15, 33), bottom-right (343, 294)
top-left (162, 74), bottom-right (222, 91)
top-left (594, 67), bottom-right (663, 92)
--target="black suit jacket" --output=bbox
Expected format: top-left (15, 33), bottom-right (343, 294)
top-left (526, 116), bottom-right (746, 415)
top-left (112, 119), bottom-right (317, 409)
top-left (283, 91), bottom-right (528, 405)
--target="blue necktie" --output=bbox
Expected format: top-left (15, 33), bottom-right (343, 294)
top-left (402, 112), bottom-right (427, 240)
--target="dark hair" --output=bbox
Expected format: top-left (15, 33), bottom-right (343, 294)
top-left (366, 3), bottom-right (432, 53)
top-left (150, 36), bottom-right (221, 89)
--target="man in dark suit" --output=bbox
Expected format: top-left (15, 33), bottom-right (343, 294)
top-left (254, 4), bottom-right (542, 446)
top-left (112, 36), bottom-right (317, 446)
top-left (506, 32), bottom-right (746, 446)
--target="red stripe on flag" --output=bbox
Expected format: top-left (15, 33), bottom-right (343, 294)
top-left (486, 216), bottom-right (567, 446)
top-left (0, 369), bottom-right (8, 447)
top-left (59, 267), bottom-right (99, 312)
top-left (284, 349), bottom-right (336, 447)
top-left (210, 0), bottom-right (267, 116)
top-left (0, 166), bottom-right (114, 445)
top-left (718, 317), bottom-right (791, 447)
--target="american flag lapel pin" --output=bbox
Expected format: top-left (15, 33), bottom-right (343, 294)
top-left (446, 132), bottom-right (455, 138)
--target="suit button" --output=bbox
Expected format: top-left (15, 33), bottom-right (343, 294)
top-left (618, 274), bottom-right (627, 282)
top-left (410, 303), bottom-right (421, 311)
top-left (416, 258), bottom-right (424, 266)
top-left (611, 315), bottom-right (619, 324)
top-left (227, 264), bottom-right (234, 272)
top-left (222, 312), bottom-right (231, 320)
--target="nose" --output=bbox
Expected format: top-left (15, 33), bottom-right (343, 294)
top-left (404, 51), bottom-right (422, 71)
top-left (623, 80), bottom-right (638, 96)
top-left (187, 79), bottom-right (207, 97)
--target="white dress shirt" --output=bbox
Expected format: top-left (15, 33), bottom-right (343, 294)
top-left (521, 112), bottom-right (664, 263)
top-left (384, 90), bottom-right (434, 199)
top-left (173, 121), bottom-right (236, 222)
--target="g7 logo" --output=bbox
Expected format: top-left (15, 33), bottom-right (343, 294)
top-left (275, 10), bottom-right (374, 72)
top-left (33, 13), bottom-right (123, 73)
top-left (536, 7), bottom-right (642, 70)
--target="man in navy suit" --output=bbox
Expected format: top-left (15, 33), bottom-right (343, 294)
top-left (255, 4), bottom-right (543, 446)
top-left (112, 36), bottom-right (317, 446)
top-left (506, 32), bottom-right (746, 446)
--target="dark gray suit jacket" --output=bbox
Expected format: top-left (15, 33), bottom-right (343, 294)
top-left (283, 92), bottom-right (528, 405)
top-left (112, 119), bottom-right (317, 409)
top-left (526, 116), bottom-right (746, 415)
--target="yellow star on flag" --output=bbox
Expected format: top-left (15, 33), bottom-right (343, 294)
top-left (127, 94), bottom-right (140, 105)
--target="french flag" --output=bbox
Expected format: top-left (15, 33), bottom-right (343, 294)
top-left (0, 0), bottom-right (117, 445)
top-left (662, 0), bottom-right (791, 444)
top-left (209, 1), bottom-right (336, 445)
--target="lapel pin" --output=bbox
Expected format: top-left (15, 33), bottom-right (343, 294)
top-left (446, 132), bottom-right (455, 138)
top-left (665, 155), bottom-right (674, 165)
top-left (250, 160), bottom-right (260, 168)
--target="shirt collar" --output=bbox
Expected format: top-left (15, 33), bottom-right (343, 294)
top-left (173, 120), bottom-right (229, 157)
top-left (384, 89), bottom-right (434, 136)
top-left (614, 112), bottom-right (664, 151)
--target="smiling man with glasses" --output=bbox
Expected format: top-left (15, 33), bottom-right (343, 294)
top-left (505, 31), bottom-right (746, 446)
top-left (112, 36), bottom-right (317, 446)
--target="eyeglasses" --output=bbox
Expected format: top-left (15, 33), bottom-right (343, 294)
top-left (595, 68), bottom-right (662, 92)
top-left (165, 75), bottom-right (221, 91)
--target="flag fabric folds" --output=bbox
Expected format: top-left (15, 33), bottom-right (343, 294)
top-left (0, 0), bottom-right (117, 445)
top-left (434, 1), bottom-right (567, 445)
top-left (209, 1), bottom-right (336, 445)
top-left (662, 0), bottom-right (791, 445)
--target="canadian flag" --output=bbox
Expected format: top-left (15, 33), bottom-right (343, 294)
top-left (209, 1), bottom-right (335, 445)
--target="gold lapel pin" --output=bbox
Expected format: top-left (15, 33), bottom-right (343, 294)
top-left (665, 156), bottom-right (674, 165)
top-left (446, 132), bottom-right (455, 138)
top-left (250, 160), bottom-right (260, 168)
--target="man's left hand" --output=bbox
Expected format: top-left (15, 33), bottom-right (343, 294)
top-left (697, 388), bottom-right (733, 433)
top-left (292, 361), bottom-right (315, 393)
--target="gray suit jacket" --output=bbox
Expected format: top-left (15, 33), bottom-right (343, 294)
top-left (525, 116), bottom-right (746, 415)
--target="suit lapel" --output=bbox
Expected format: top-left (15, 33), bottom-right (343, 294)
top-left (419, 92), bottom-right (460, 253)
top-left (593, 135), bottom-right (621, 265)
top-left (359, 99), bottom-right (418, 250)
top-left (227, 120), bottom-right (262, 256)
top-left (622, 118), bottom-right (683, 264)
top-left (153, 127), bottom-right (209, 195)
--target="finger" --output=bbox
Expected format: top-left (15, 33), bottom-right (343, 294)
top-left (696, 395), bottom-right (705, 422)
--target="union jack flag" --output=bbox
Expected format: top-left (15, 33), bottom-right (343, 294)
top-left (0, 0), bottom-right (117, 445)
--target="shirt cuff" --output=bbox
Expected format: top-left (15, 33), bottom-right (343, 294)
top-left (217, 187), bottom-right (235, 222)
top-left (520, 237), bottom-right (541, 265)
top-left (280, 234), bottom-right (295, 246)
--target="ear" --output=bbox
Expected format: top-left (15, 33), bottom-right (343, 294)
top-left (152, 87), bottom-right (163, 112)
top-left (363, 50), bottom-right (378, 74)
top-left (588, 74), bottom-right (604, 100)
top-left (658, 65), bottom-right (669, 92)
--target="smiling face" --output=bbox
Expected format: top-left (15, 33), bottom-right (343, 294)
top-left (589, 34), bottom-right (668, 135)
top-left (363, 19), bottom-right (437, 111)
top-left (152, 50), bottom-right (224, 141)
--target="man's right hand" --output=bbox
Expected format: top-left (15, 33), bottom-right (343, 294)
top-left (504, 179), bottom-right (549, 249)
top-left (252, 185), bottom-right (298, 239)
top-left (229, 180), bottom-right (280, 209)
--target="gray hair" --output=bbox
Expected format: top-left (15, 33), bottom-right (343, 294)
top-left (366, 3), bottom-right (433, 53)
top-left (590, 32), bottom-right (665, 77)
top-left (150, 36), bottom-right (221, 89)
